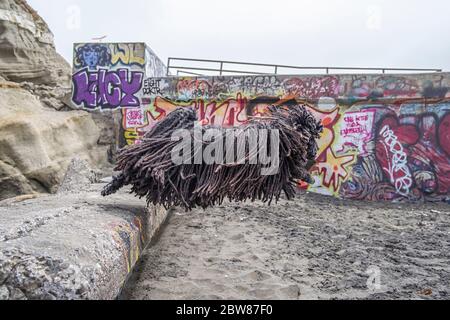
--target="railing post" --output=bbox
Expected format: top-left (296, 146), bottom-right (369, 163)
top-left (382, 69), bottom-right (385, 74)
top-left (166, 58), bottom-right (171, 76)
top-left (326, 68), bottom-right (329, 74)
top-left (274, 66), bottom-right (278, 74)
top-left (219, 62), bottom-right (223, 76)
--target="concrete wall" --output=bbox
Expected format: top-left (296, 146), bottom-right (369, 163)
top-left (127, 73), bottom-right (450, 203)
top-left (0, 183), bottom-right (169, 300)
top-left (71, 42), bottom-right (167, 110)
top-left (70, 44), bottom-right (450, 203)
top-left (71, 42), bottom-right (167, 147)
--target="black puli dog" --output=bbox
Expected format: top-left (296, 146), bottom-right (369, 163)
top-left (102, 104), bottom-right (323, 210)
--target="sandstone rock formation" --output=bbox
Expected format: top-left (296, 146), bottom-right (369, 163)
top-left (0, 86), bottom-right (110, 200)
top-left (0, 0), bottom-right (70, 86)
top-left (0, 1), bottom-right (116, 201)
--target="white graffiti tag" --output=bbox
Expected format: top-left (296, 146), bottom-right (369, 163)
top-left (380, 125), bottom-right (413, 196)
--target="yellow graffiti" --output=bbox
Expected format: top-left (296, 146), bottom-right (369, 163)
top-left (124, 128), bottom-right (140, 146)
top-left (313, 149), bottom-right (355, 192)
top-left (110, 220), bottom-right (144, 274)
top-left (110, 43), bottom-right (145, 66)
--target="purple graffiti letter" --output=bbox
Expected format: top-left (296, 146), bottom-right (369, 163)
top-left (118, 69), bottom-right (144, 107)
top-left (72, 69), bottom-right (97, 108)
top-left (97, 69), bottom-right (122, 107)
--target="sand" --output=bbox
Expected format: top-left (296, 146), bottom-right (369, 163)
top-left (120, 192), bottom-right (450, 300)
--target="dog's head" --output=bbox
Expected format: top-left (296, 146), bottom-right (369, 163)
top-left (268, 104), bottom-right (323, 161)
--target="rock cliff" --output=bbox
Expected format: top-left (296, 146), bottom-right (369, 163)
top-left (0, 0), bottom-right (70, 85)
top-left (0, 0), bottom-right (114, 201)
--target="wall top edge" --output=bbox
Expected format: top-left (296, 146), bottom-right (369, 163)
top-left (73, 42), bottom-right (146, 46)
top-left (156, 72), bottom-right (449, 80)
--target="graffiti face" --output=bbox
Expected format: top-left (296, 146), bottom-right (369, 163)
top-left (83, 50), bottom-right (99, 69)
top-left (75, 44), bottom-right (111, 70)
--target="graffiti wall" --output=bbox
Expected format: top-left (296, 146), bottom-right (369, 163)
top-left (70, 44), bottom-right (449, 203)
top-left (71, 42), bottom-right (167, 110)
top-left (121, 73), bottom-right (450, 203)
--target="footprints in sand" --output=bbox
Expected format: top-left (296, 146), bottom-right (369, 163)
top-left (245, 270), bottom-right (272, 282)
top-left (121, 205), bottom-right (310, 300)
top-left (230, 233), bottom-right (245, 241)
top-left (121, 196), bottom-right (450, 300)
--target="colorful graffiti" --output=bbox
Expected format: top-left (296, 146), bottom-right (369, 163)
top-left (74, 43), bottom-right (145, 70)
top-left (118, 72), bottom-right (449, 203)
top-left (120, 94), bottom-right (250, 145)
top-left (72, 42), bottom-right (166, 110)
top-left (284, 76), bottom-right (340, 99)
top-left (72, 68), bottom-right (144, 108)
top-left (341, 103), bottom-right (450, 202)
top-left (74, 43), bottom-right (111, 70)
top-left (71, 44), bottom-right (450, 203)
top-left (110, 216), bottom-right (146, 274)
top-left (338, 111), bottom-right (375, 155)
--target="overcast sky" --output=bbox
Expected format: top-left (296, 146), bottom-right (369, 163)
top-left (28, 0), bottom-right (450, 73)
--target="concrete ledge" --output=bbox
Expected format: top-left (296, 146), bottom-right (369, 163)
top-left (0, 183), bottom-right (169, 300)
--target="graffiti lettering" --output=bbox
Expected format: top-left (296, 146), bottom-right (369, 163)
top-left (375, 76), bottom-right (419, 97)
top-left (72, 68), bottom-right (143, 109)
top-left (379, 125), bottom-right (413, 196)
top-left (176, 79), bottom-right (212, 100)
top-left (124, 108), bottom-right (145, 128)
top-left (143, 79), bottom-right (162, 95)
top-left (110, 43), bottom-right (145, 67)
top-left (98, 68), bottom-right (450, 202)
top-left (284, 76), bottom-right (339, 99)
top-left (338, 111), bottom-right (374, 155)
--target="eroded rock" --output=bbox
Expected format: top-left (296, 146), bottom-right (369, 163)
top-left (58, 158), bottom-right (100, 194)
top-left (0, 86), bottom-right (110, 201)
top-left (0, 0), bottom-right (70, 86)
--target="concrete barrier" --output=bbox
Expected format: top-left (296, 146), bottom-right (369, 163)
top-left (106, 70), bottom-right (450, 203)
top-left (0, 183), bottom-right (169, 300)
top-left (67, 41), bottom-right (450, 203)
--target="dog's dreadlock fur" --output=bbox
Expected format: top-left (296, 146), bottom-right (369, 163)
top-left (102, 104), bottom-right (323, 210)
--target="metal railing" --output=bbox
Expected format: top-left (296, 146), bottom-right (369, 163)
top-left (167, 57), bottom-right (442, 76)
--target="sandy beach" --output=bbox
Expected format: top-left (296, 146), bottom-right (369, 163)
top-left (121, 192), bottom-right (450, 300)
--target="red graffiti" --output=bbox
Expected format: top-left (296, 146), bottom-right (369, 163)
top-left (150, 94), bottom-right (248, 128)
top-left (375, 113), bottom-right (450, 197)
top-left (176, 79), bottom-right (212, 98)
top-left (375, 77), bottom-right (419, 97)
top-left (284, 76), bottom-right (339, 99)
top-left (197, 93), bottom-right (248, 127)
top-left (376, 120), bottom-right (415, 195)
top-left (439, 113), bottom-right (450, 157)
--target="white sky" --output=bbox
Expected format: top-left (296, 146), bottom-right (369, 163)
top-left (28, 0), bottom-right (450, 73)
